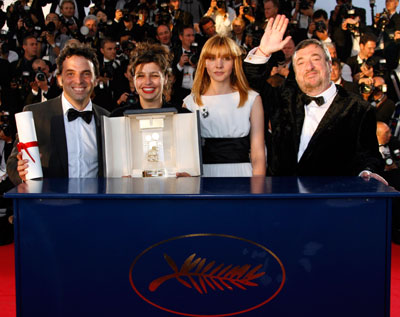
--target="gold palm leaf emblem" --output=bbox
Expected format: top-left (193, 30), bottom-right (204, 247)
top-left (149, 253), bottom-right (266, 294)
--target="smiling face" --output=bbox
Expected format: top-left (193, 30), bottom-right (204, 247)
top-left (133, 62), bottom-right (165, 108)
top-left (57, 55), bottom-right (97, 110)
top-left (293, 44), bottom-right (331, 96)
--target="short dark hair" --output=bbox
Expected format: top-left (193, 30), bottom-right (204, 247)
top-left (313, 9), bottom-right (328, 21)
top-left (178, 24), bottom-right (194, 36)
top-left (60, 0), bottom-right (75, 10)
top-left (360, 33), bottom-right (377, 46)
top-left (100, 37), bottom-right (115, 49)
top-left (199, 16), bottom-right (214, 31)
top-left (22, 35), bottom-right (36, 46)
top-left (56, 43), bottom-right (100, 77)
top-left (263, 0), bottom-right (279, 9)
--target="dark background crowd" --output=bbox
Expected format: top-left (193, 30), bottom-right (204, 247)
top-left (0, 0), bottom-right (400, 173)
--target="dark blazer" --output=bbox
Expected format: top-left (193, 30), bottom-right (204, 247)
top-left (244, 61), bottom-right (383, 176)
top-left (6, 96), bottom-right (109, 185)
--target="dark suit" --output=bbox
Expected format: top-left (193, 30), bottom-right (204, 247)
top-left (244, 61), bottom-right (383, 176)
top-left (6, 96), bottom-right (109, 185)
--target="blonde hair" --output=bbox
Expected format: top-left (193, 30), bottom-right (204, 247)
top-left (191, 35), bottom-right (250, 107)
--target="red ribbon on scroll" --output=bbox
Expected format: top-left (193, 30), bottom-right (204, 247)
top-left (17, 141), bottom-right (38, 163)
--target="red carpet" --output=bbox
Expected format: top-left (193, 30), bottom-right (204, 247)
top-left (1, 243), bottom-right (400, 316)
top-left (0, 243), bottom-right (15, 317)
top-left (392, 243), bottom-right (400, 316)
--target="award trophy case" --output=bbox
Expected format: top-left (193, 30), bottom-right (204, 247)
top-left (101, 108), bottom-right (202, 177)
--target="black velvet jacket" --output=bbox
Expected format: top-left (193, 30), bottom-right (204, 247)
top-left (244, 61), bottom-right (384, 176)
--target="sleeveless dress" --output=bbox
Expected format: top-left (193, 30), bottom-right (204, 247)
top-left (184, 90), bottom-right (258, 177)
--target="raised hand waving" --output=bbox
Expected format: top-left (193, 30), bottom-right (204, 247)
top-left (256, 15), bottom-right (292, 57)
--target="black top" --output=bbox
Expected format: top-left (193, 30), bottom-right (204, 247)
top-left (110, 100), bottom-right (191, 117)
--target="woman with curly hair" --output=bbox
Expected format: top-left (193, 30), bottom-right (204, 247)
top-left (111, 42), bottom-right (187, 116)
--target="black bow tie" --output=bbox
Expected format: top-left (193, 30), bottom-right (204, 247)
top-left (67, 108), bottom-right (93, 124)
top-left (301, 94), bottom-right (325, 106)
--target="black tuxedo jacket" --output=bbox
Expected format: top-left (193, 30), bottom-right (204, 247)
top-left (244, 61), bottom-right (383, 176)
top-left (7, 96), bottom-right (109, 185)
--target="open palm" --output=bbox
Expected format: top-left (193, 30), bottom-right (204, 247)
top-left (259, 15), bottom-right (292, 56)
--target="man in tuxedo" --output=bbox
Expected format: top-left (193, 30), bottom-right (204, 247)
top-left (7, 43), bottom-right (109, 185)
top-left (244, 15), bottom-right (384, 179)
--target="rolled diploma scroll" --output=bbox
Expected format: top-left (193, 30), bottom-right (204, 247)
top-left (15, 111), bottom-right (43, 180)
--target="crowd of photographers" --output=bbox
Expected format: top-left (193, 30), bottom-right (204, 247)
top-left (0, 0), bottom-right (400, 177)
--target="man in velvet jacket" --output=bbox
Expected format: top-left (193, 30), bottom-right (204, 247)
top-left (7, 43), bottom-right (109, 185)
top-left (244, 15), bottom-right (384, 180)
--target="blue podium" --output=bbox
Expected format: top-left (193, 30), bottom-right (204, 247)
top-left (5, 177), bottom-right (399, 317)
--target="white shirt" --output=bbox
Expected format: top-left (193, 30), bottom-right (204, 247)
top-left (61, 93), bottom-right (98, 178)
top-left (297, 83), bottom-right (338, 161)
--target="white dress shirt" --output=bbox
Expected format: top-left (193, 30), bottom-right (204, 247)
top-left (61, 93), bottom-right (98, 178)
top-left (297, 83), bottom-right (337, 161)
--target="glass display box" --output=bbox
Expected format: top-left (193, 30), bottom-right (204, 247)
top-left (101, 108), bottom-right (202, 177)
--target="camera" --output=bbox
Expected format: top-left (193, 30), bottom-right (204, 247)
top-left (243, 6), bottom-right (250, 14)
top-left (347, 23), bottom-right (358, 31)
top-left (0, 111), bottom-right (10, 137)
top-left (45, 21), bottom-right (56, 34)
top-left (315, 21), bottom-right (326, 33)
top-left (126, 93), bottom-right (136, 106)
top-left (185, 42), bottom-right (199, 65)
top-left (360, 83), bottom-right (374, 94)
top-left (35, 67), bottom-right (46, 82)
top-left (377, 9), bottom-right (390, 31)
top-left (383, 152), bottom-right (394, 166)
top-left (123, 13), bottom-right (132, 22)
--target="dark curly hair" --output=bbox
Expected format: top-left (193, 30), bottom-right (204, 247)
top-left (56, 42), bottom-right (100, 78)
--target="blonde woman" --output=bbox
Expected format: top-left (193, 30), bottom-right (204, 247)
top-left (184, 35), bottom-right (265, 177)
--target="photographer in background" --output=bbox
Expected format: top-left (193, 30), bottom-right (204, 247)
top-left (291, 0), bottom-right (315, 31)
top-left (292, 9), bottom-right (331, 44)
top-left (93, 38), bottom-right (124, 112)
top-left (307, 9), bottom-right (331, 43)
top-left (331, 0), bottom-right (367, 61)
top-left (373, 0), bottom-right (400, 51)
top-left (11, 35), bottom-right (39, 113)
top-left (171, 25), bottom-right (199, 105)
top-left (58, 0), bottom-right (79, 36)
top-left (38, 12), bottom-right (70, 66)
top-left (114, 63), bottom-right (137, 109)
top-left (361, 76), bottom-right (395, 124)
top-left (25, 58), bottom-right (62, 106)
top-left (0, 109), bottom-right (15, 246)
top-left (205, 0), bottom-right (237, 37)
top-left (237, 0), bottom-right (255, 25)
top-left (346, 33), bottom-right (379, 84)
